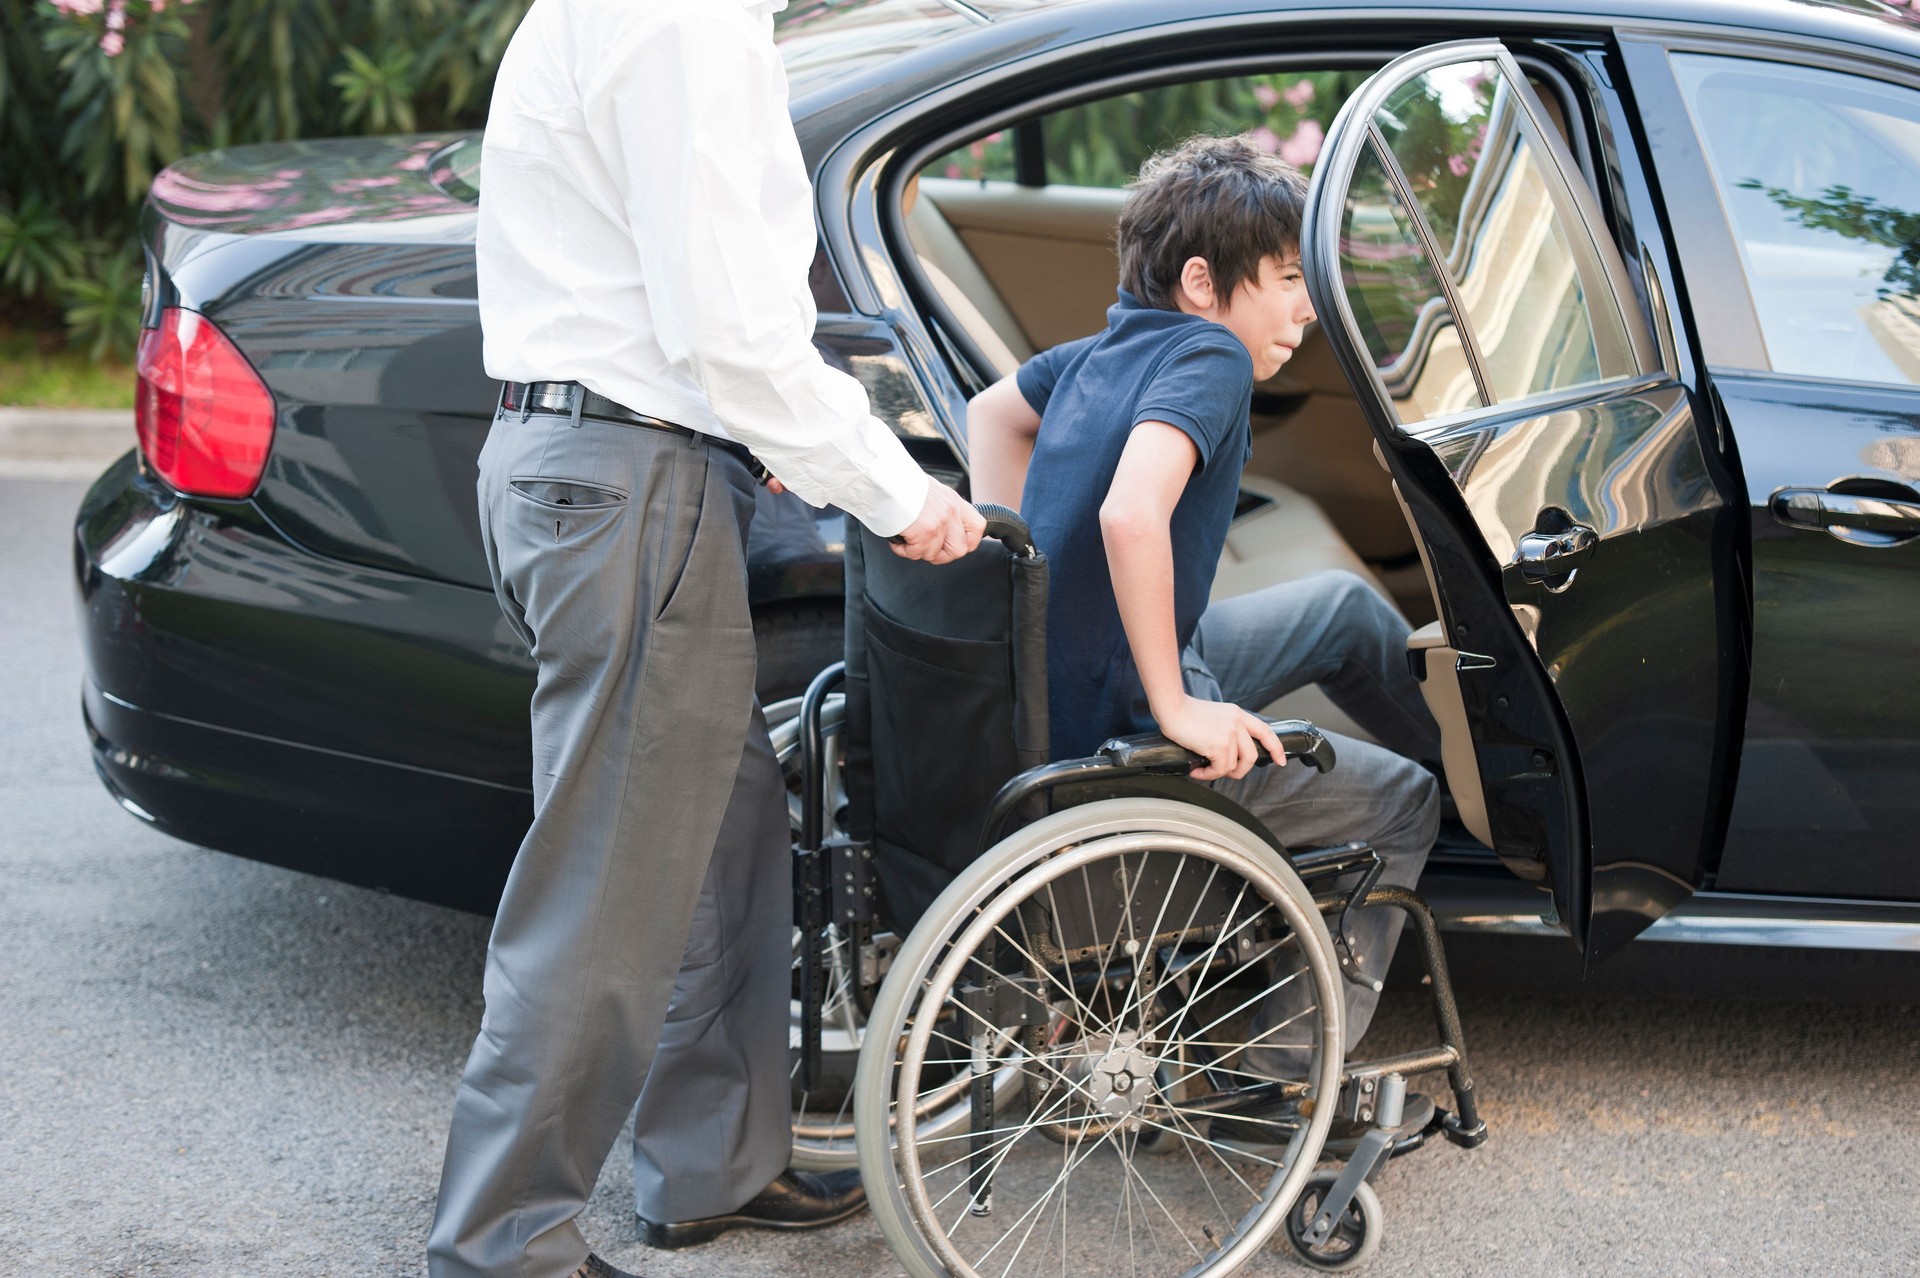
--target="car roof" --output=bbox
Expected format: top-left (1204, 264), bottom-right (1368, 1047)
top-left (788, 0), bottom-right (1920, 133)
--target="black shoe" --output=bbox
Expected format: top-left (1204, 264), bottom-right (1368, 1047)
top-left (638, 1168), bottom-right (867, 1250)
top-left (571, 1255), bottom-right (637, 1278)
top-left (1209, 1092), bottom-right (1435, 1158)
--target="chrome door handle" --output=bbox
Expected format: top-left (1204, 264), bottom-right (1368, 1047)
top-left (1513, 524), bottom-right (1597, 587)
top-left (1772, 487), bottom-right (1920, 546)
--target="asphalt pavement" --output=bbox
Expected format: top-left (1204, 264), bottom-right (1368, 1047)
top-left (3, 472), bottom-right (1918, 1277)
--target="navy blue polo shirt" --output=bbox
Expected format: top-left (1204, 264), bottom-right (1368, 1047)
top-left (1016, 290), bottom-right (1254, 759)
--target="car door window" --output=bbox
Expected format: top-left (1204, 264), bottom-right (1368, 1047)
top-left (1372, 60), bottom-right (1637, 404)
top-left (1672, 54), bottom-right (1920, 386)
top-left (1340, 138), bottom-right (1484, 423)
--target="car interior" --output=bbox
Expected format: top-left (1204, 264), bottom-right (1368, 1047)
top-left (887, 60), bottom-right (1586, 790)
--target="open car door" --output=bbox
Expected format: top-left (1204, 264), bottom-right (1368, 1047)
top-left (1301, 41), bottom-right (1745, 960)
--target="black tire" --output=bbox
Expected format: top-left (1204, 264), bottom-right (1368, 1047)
top-left (754, 600), bottom-right (844, 703)
top-left (1285, 1171), bottom-right (1383, 1272)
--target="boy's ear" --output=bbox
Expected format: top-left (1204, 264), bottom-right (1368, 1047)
top-left (1176, 256), bottom-right (1216, 313)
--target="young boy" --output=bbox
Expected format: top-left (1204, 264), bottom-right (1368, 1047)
top-left (966, 134), bottom-right (1442, 1138)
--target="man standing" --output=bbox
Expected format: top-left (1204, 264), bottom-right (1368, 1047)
top-left (426, 0), bottom-right (985, 1274)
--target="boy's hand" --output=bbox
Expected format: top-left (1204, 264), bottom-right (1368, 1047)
top-left (1156, 695), bottom-right (1288, 782)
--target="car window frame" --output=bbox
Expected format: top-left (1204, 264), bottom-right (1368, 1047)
top-left (922, 54), bottom-right (1601, 201)
top-left (1620, 29), bottom-right (1920, 388)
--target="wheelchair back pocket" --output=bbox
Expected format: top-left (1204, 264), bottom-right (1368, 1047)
top-left (863, 600), bottom-right (1020, 923)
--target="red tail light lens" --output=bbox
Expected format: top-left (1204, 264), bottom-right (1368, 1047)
top-left (135, 307), bottom-right (276, 499)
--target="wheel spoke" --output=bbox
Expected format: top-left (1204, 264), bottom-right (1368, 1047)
top-left (875, 825), bottom-right (1339, 1278)
top-left (1157, 1000), bottom-right (1319, 1095)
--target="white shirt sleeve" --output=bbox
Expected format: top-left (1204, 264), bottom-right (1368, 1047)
top-left (585, 12), bottom-right (931, 538)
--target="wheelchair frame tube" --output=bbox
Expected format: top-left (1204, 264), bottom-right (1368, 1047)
top-left (1326, 885), bottom-right (1488, 1149)
top-left (794, 661), bottom-right (848, 1095)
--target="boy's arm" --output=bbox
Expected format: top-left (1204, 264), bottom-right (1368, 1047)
top-left (1101, 422), bottom-right (1286, 782)
top-left (966, 375), bottom-right (1043, 511)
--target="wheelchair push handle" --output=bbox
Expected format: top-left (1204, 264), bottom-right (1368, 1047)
top-left (973, 502), bottom-right (1038, 557)
top-left (883, 501), bottom-right (1037, 557)
top-left (1099, 717), bottom-right (1337, 775)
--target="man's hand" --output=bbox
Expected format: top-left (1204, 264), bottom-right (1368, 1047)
top-left (1155, 695), bottom-right (1288, 782)
top-left (889, 479), bottom-right (985, 564)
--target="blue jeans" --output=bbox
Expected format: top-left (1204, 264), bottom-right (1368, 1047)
top-left (1180, 570), bottom-right (1441, 1078)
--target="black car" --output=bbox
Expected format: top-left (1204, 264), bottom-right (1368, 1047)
top-left (77, 0), bottom-right (1920, 961)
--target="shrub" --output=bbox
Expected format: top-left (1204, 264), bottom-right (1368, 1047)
top-left (0, 0), bottom-right (533, 362)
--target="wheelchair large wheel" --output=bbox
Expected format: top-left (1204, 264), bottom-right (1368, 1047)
top-left (768, 694), bottom-right (1022, 1171)
top-left (856, 798), bottom-right (1346, 1278)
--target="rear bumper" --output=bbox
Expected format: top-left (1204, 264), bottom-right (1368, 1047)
top-left (82, 676), bottom-right (522, 913)
top-left (74, 452), bottom-right (527, 913)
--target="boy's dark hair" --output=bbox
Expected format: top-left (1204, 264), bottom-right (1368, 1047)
top-left (1116, 134), bottom-right (1309, 312)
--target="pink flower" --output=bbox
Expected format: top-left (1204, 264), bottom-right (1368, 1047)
top-left (99, 29), bottom-right (124, 54)
top-left (1447, 153), bottom-right (1470, 177)
top-left (1248, 126), bottom-right (1281, 154)
top-left (1279, 118), bottom-right (1324, 167)
top-left (151, 0), bottom-right (165, 10)
top-left (1252, 84), bottom-right (1279, 110)
top-left (53, 0), bottom-right (104, 14)
top-left (985, 131), bottom-right (1004, 145)
top-left (106, 0), bottom-right (126, 29)
top-left (945, 162), bottom-right (963, 179)
top-left (1284, 79), bottom-right (1316, 108)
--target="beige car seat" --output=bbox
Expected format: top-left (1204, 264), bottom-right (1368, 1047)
top-left (904, 190), bottom-right (1034, 376)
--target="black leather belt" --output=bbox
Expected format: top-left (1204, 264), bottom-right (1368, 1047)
top-left (499, 380), bottom-right (767, 482)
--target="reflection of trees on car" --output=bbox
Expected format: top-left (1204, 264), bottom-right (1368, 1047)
top-left (1740, 180), bottom-right (1920, 300)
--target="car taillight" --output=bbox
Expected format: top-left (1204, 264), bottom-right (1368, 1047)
top-left (135, 307), bottom-right (275, 499)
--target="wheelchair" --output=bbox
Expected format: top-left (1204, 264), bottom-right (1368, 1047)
top-left (784, 504), bottom-right (1486, 1275)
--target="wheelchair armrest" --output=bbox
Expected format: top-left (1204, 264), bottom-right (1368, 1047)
top-left (1099, 718), bottom-right (1336, 775)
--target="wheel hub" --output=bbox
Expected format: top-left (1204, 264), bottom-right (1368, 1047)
top-left (1087, 1031), bottom-right (1158, 1118)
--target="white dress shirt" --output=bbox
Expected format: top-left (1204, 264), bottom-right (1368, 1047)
top-left (476, 0), bottom-right (930, 536)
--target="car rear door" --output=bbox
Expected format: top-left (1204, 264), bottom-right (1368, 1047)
top-left (1620, 38), bottom-right (1920, 903)
top-left (1301, 40), bottom-right (1746, 959)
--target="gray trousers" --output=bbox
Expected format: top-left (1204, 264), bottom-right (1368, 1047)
top-left (1181, 570), bottom-right (1442, 1078)
top-left (428, 411), bottom-right (791, 1278)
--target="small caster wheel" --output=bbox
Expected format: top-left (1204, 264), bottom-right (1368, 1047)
top-left (1284, 1171), bottom-right (1382, 1271)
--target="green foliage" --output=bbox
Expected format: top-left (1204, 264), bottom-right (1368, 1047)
top-left (0, 197), bottom-right (83, 301)
top-left (333, 43), bottom-right (421, 133)
top-left (41, 4), bottom-right (191, 204)
top-left (930, 72), bottom-right (1368, 190)
top-left (0, 0), bottom-right (534, 365)
top-left (62, 241), bottom-right (145, 362)
top-left (209, 0), bottom-right (341, 142)
top-left (0, 326), bottom-right (136, 408)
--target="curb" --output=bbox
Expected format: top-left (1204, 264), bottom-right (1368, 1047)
top-left (0, 407), bottom-right (134, 481)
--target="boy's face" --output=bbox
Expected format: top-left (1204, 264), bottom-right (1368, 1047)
top-left (1219, 252), bottom-right (1317, 381)
top-left (1179, 252), bottom-right (1317, 382)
